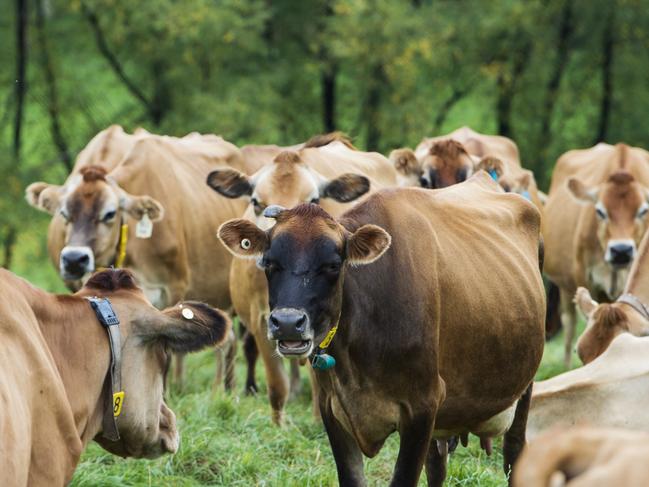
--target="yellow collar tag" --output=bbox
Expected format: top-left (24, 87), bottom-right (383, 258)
top-left (113, 391), bottom-right (125, 417)
top-left (318, 325), bottom-right (338, 349)
top-left (114, 224), bottom-right (129, 268)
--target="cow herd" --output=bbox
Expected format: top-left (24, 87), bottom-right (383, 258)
top-left (3, 124), bottom-right (649, 485)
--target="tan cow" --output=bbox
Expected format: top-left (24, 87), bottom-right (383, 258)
top-left (0, 268), bottom-right (230, 486)
top-left (527, 333), bottom-right (649, 442)
top-left (574, 219), bottom-right (649, 364)
top-left (25, 129), bottom-right (249, 386)
top-left (515, 426), bottom-right (649, 487)
top-left (544, 143), bottom-right (649, 366)
top-left (207, 133), bottom-right (398, 424)
top-left (218, 173), bottom-right (545, 485)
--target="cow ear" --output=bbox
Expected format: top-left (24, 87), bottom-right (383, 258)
top-left (477, 156), bottom-right (505, 179)
top-left (389, 148), bottom-right (420, 176)
top-left (136, 301), bottom-right (231, 353)
top-left (121, 194), bottom-right (164, 221)
top-left (25, 182), bottom-right (63, 214)
top-left (207, 169), bottom-right (253, 198)
top-left (346, 224), bottom-right (391, 266)
top-left (218, 219), bottom-right (268, 259)
top-left (321, 174), bottom-right (370, 203)
top-left (574, 287), bottom-right (598, 317)
top-left (567, 178), bottom-right (598, 203)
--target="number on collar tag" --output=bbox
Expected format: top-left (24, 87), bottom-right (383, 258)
top-left (113, 391), bottom-right (125, 417)
top-left (136, 214), bottom-right (153, 239)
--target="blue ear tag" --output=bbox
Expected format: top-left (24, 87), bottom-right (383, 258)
top-left (312, 353), bottom-right (336, 370)
top-left (488, 169), bottom-right (499, 181)
top-left (521, 190), bottom-right (531, 201)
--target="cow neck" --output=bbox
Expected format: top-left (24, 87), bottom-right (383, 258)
top-left (29, 290), bottom-right (111, 447)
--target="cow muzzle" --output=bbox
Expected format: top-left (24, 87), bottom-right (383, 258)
top-left (60, 246), bottom-right (95, 280)
top-left (268, 308), bottom-right (313, 357)
top-left (605, 239), bottom-right (636, 268)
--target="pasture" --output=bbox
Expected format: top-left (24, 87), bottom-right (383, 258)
top-left (65, 319), bottom-right (582, 487)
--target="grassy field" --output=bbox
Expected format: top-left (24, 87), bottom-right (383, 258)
top-left (68, 321), bottom-right (583, 487)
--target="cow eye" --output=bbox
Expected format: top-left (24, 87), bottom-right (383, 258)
top-left (310, 197), bottom-right (320, 204)
top-left (251, 197), bottom-right (266, 215)
top-left (59, 208), bottom-right (70, 222)
top-left (102, 210), bottom-right (117, 222)
top-left (262, 258), bottom-right (281, 273)
top-left (638, 204), bottom-right (649, 219)
top-left (319, 262), bottom-right (341, 274)
top-left (595, 205), bottom-right (607, 220)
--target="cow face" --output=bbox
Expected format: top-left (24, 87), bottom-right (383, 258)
top-left (80, 270), bottom-right (230, 458)
top-left (568, 171), bottom-right (649, 269)
top-left (389, 148), bottom-right (422, 187)
top-left (26, 166), bottom-right (163, 282)
top-left (207, 151), bottom-right (370, 230)
top-left (217, 204), bottom-right (391, 358)
top-left (574, 287), bottom-right (629, 364)
top-left (419, 140), bottom-right (474, 189)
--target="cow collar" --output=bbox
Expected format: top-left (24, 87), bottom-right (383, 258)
top-left (310, 324), bottom-right (338, 370)
top-left (617, 293), bottom-right (649, 321)
top-left (86, 296), bottom-right (125, 441)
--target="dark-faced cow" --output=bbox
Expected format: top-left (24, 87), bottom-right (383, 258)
top-left (0, 268), bottom-right (229, 485)
top-left (218, 173), bottom-right (545, 486)
top-left (543, 143), bottom-right (649, 366)
top-left (207, 133), bottom-right (397, 424)
top-left (26, 129), bottom-right (250, 386)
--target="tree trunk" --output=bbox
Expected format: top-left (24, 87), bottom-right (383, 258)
top-left (495, 38), bottom-right (531, 138)
top-left (14, 0), bottom-right (28, 162)
top-left (594, 4), bottom-right (615, 144)
top-left (2, 226), bottom-right (17, 270)
top-left (433, 85), bottom-right (472, 133)
top-left (365, 64), bottom-right (386, 151)
top-left (537, 0), bottom-right (574, 168)
top-left (321, 63), bottom-right (336, 132)
top-left (35, 0), bottom-right (72, 172)
top-left (150, 59), bottom-right (171, 126)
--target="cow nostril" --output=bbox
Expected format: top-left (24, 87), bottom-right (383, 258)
top-left (295, 314), bottom-right (306, 332)
top-left (269, 314), bottom-right (280, 331)
top-left (78, 254), bottom-right (89, 264)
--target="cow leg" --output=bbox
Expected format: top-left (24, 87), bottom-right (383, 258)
top-left (243, 330), bottom-right (259, 394)
top-left (425, 440), bottom-right (447, 487)
top-left (390, 413), bottom-right (435, 487)
top-left (560, 288), bottom-right (577, 367)
top-left (173, 353), bottom-right (186, 389)
top-left (503, 383), bottom-right (533, 483)
top-left (320, 397), bottom-right (366, 486)
top-left (224, 327), bottom-right (237, 392)
top-left (289, 359), bottom-right (302, 398)
top-left (253, 325), bottom-right (289, 425)
top-left (308, 366), bottom-right (321, 421)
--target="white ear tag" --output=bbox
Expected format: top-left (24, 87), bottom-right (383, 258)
top-left (136, 213), bottom-right (153, 239)
top-left (181, 307), bottom-right (194, 320)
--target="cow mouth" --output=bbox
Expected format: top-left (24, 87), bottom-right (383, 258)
top-left (277, 340), bottom-right (312, 356)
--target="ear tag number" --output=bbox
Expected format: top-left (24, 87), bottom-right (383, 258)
top-left (241, 238), bottom-right (251, 250)
top-left (136, 213), bottom-right (153, 239)
top-left (113, 391), bottom-right (125, 417)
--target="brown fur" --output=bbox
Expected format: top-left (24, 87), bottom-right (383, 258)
top-left (85, 269), bottom-right (139, 292)
top-left (608, 170), bottom-right (635, 185)
top-left (273, 151), bottom-right (303, 164)
top-left (80, 165), bottom-right (108, 182)
top-left (304, 132), bottom-right (356, 150)
top-left (429, 139), bottom-right (468, 161)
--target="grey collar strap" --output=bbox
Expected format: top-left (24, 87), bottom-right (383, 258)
top-left (87, 297), bottom-right (124, 441)
top-left (617, 293), bottom-right (649, 321)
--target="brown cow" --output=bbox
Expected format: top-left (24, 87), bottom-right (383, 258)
top-left (25, 129), bottom-right (249, 386)
top-left (217, 173), bottom-right (545, 485)
top-left (207, 133), bottom-right (397, 424)
top-left (544, 143), bottom-right (649, 366)
top-left (574, 218), bottom-right (649, 364)
top-left (514, 426), bottom-right (649, 487)
top-left (0, 268), bottom-right (230, 486)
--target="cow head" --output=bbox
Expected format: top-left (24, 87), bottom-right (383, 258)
top-left (217, 204), bottom-right (391, 358)
top-left (78, 269), bottom-right (230, 458)
top-left (206, 151), bottom-right (370, 230)
top-left (388, 148), bottom-right (422, 187)
top-left (476, 156), bottom-right (535, 198)
top-left (567, 171), bottom-right (649, 269)
top-left (419, 140), bottom-right (474, 189)
top-left (26, 166), bottom-right (164, 282)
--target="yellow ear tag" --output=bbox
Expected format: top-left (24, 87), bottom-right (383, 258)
top-left (318, 325), bottom-right (338, 349)
top-left (113, 391), bottom-right (125, 417)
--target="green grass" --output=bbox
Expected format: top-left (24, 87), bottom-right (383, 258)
top-left (69, 322), bottom-right (585, 487)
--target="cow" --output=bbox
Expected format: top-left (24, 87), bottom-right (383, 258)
top-left (526, 333), bottom-right (649, 442)
top-left (573, 219), bottom-right (649, 363)
top-left (217, 172), bottom-right (545, 486)
top-left (207, 132), bottom-right (398, 424)
top-left (0, 268), bottom-right (230, 486)
top-left (390, 127), bottom-right (544, 209)
top-left (514, 426), bottom-right (649, 487)
top-left (25, 128), bottom-right (249, 387)
top-left (543, 143), bottom-right (649, 366)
